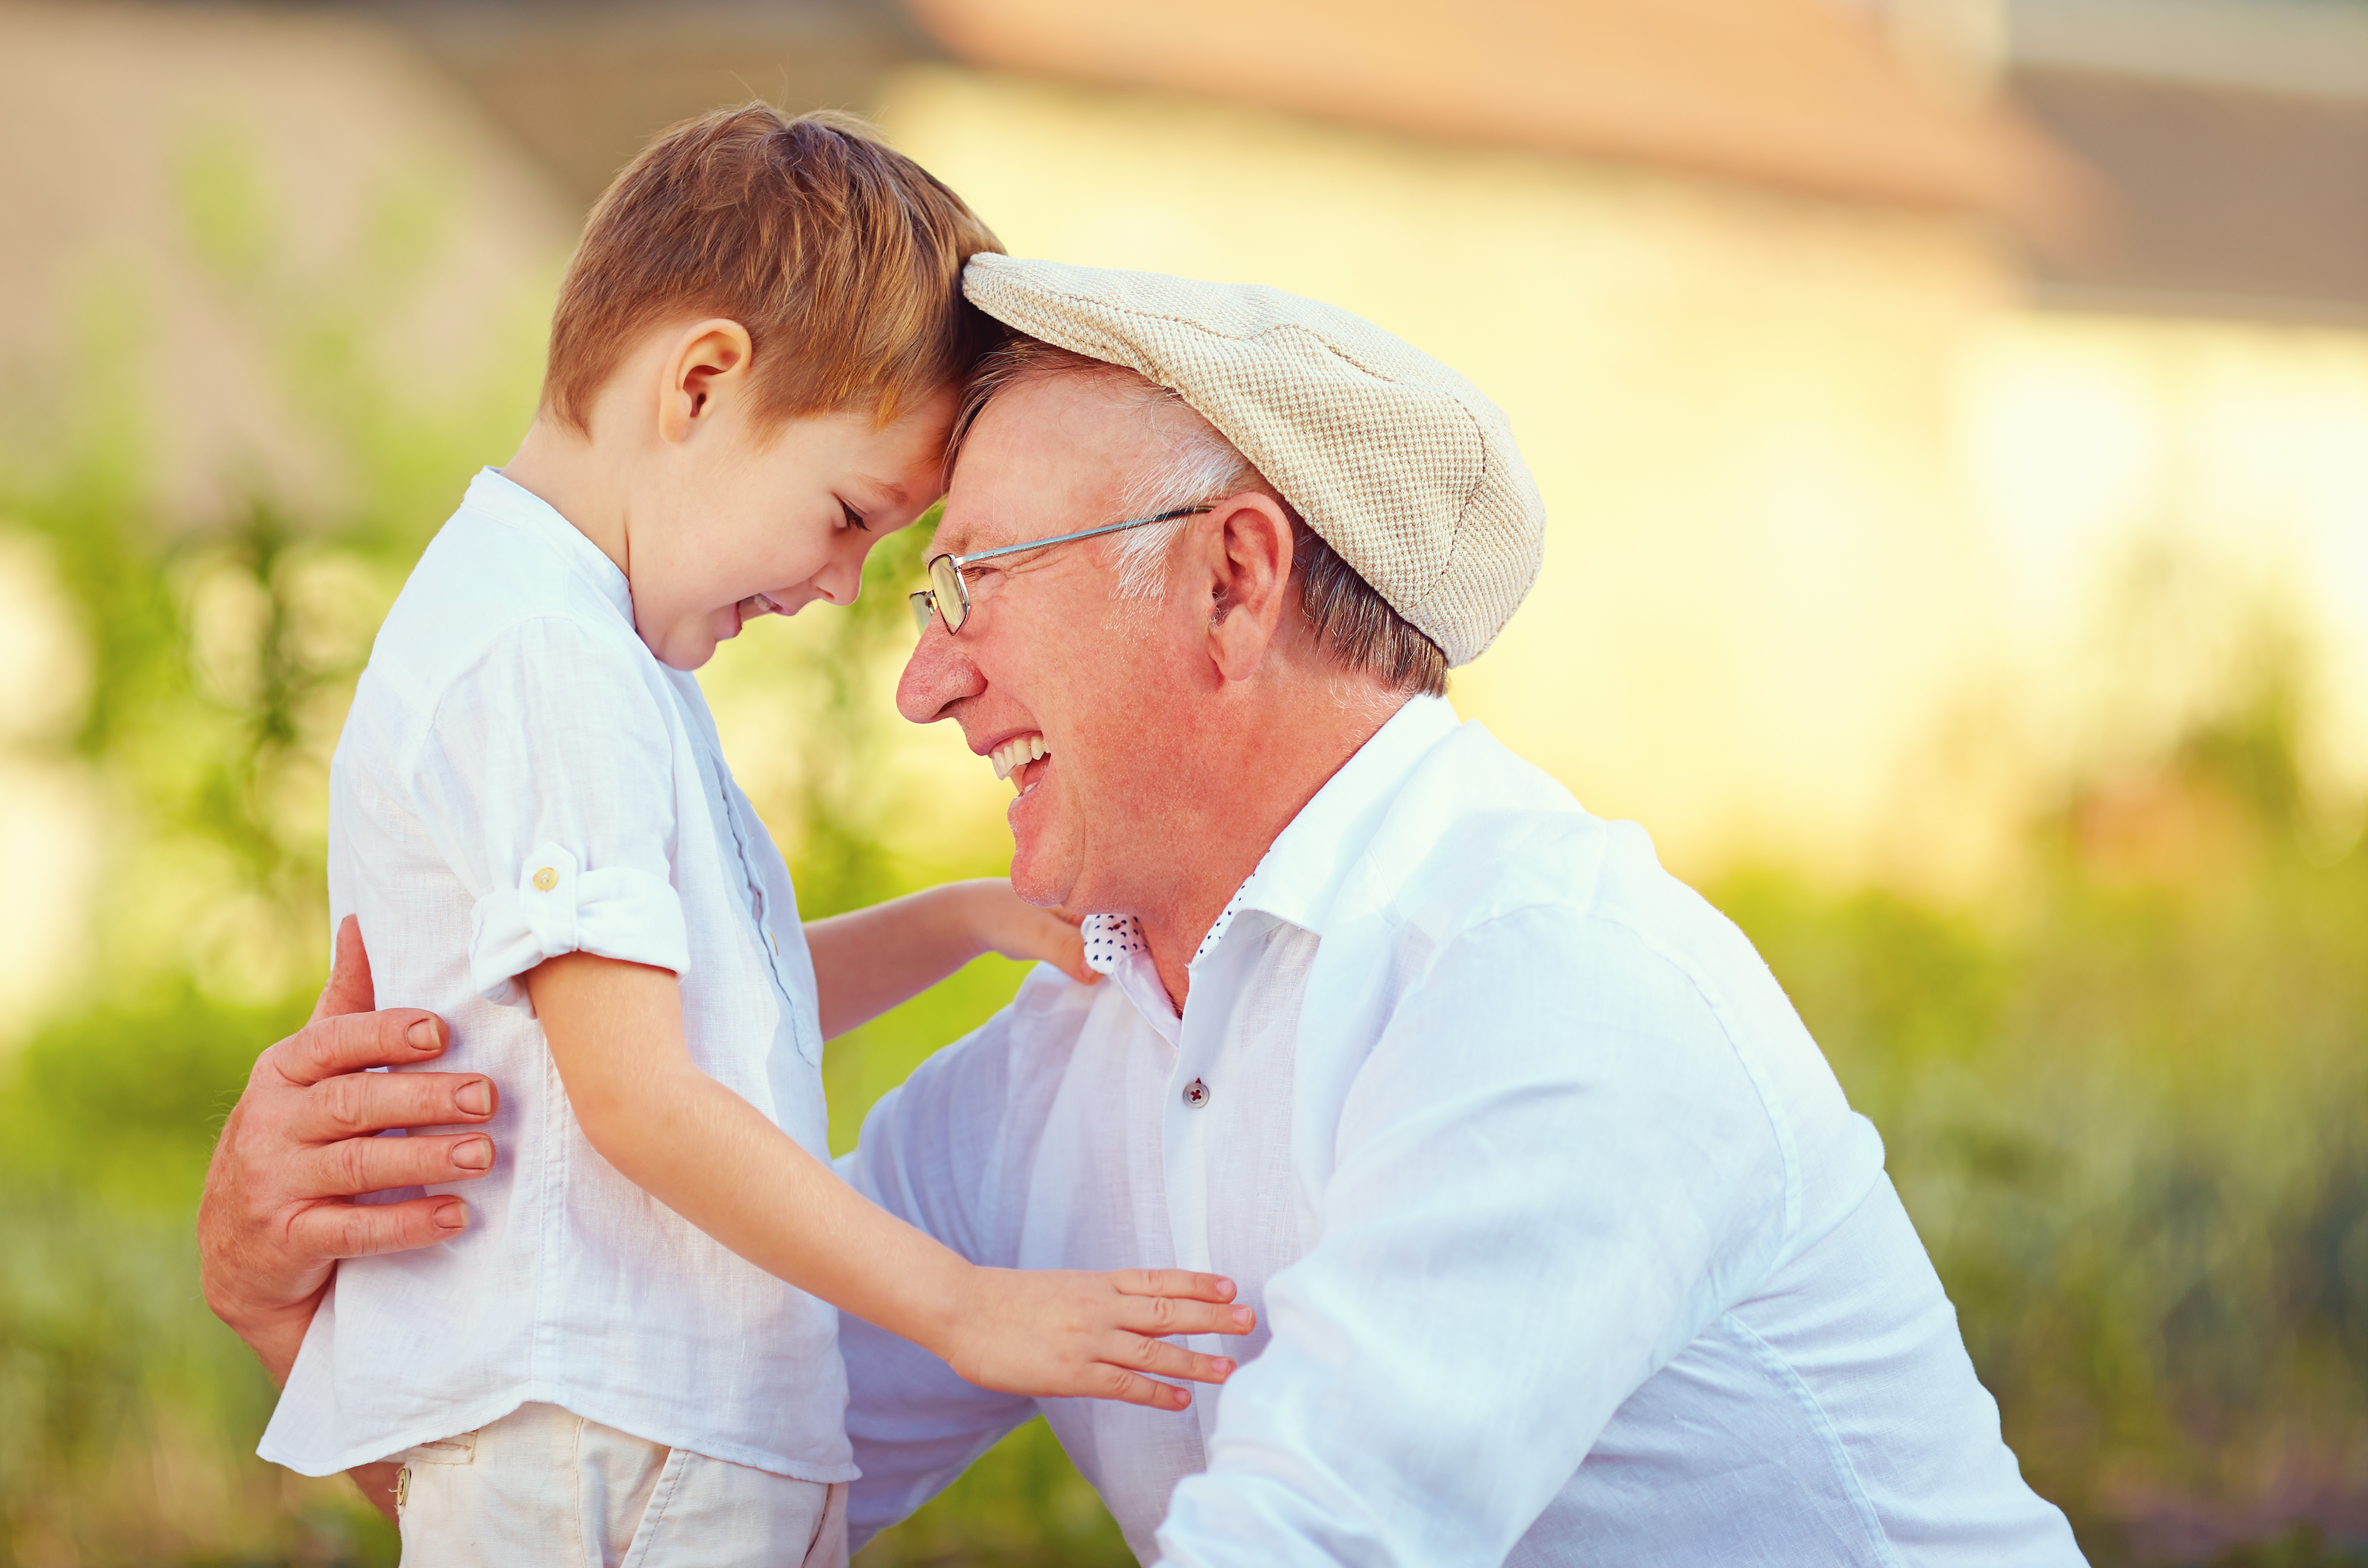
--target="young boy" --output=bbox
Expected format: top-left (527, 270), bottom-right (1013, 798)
top-left (258, 107), bottom-right (1250, 1564)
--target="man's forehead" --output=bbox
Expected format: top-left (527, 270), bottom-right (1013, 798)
top-left (934, 379), bottom-right (1136, 554)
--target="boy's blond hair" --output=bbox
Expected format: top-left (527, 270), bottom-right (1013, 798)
top-left (544, 104), bottom-right (1003, 433)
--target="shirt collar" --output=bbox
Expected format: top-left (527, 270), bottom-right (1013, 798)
top-left (461, 466), bottom-right (636, 627)
top-left (1079, 865), bottom-right (1262, 968)
top-left (1076, 694), bottom-right (1464, 1012)
top-left (1234, 693), bottom-right (1462, 939)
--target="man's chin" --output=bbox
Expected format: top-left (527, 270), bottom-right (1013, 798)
top-left (1007, 769), bottom-right (1093, 908)
top-left (1006, 852), bottom-right (1069, 911)
top-left (1005, 828), bottom-right (1076, 912)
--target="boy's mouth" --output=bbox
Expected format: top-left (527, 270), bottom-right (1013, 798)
top-left (728, 592), bottom-right (789, 636)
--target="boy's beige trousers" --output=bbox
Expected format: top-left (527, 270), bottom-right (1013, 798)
top-left (393, 1402), bottom-right (848, 1567)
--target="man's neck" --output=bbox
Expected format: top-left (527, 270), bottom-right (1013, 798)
top-left (1131, 689), bottom-right (1410, 1012)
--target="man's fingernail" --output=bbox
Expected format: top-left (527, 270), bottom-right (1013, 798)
top-left (1231, 1306), bottom-right (1253, 1326)
top-left (455, 1079), bottom-right (492, 1116)
top-left (1215, 1278), bottom-right (1236, 1295)
top-left (432, 1199), bottom-right (466, 1230)
top-left (453, 1136), bottom-right (494, 1171)
top-left (1214, 1358), bottom-right (1236, 1377)
top-left (407, 1020), bottom-right (440, 1052)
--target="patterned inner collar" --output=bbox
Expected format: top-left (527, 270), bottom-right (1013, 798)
top-left (1079, 876), bottom-right (1256, 978)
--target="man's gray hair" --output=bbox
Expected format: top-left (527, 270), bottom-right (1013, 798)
top-left (951, 335), bottom-right (1449, 696)
top-left (1108, 391), bottom-right (1257, 601)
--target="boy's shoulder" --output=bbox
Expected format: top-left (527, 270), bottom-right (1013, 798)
top-left (359, 470), bottom-right (661, 732)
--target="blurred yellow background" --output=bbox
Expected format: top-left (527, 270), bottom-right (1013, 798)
top-left (1, 0), bottom-right (2364, 1563)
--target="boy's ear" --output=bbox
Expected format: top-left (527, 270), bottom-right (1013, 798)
top-left (658, 318), bottom-right (755, 444)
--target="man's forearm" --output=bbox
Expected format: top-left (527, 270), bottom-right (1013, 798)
top-left (198, 1089), bottom-right (330, 1387)
top-left (197, 916), bottom-right (488, 1390)
top-left (211, 1288), bottom-right (317, 1388)
top-left (198, 918), bottom-right (489, 1536)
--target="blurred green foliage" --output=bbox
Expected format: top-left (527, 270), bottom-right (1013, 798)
top-left (2, 128), bottom-right (2365, 1568)
top-left (1712, 682), bottom-right (2368, 1568)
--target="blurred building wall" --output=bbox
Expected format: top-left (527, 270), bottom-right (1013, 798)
top-left (0, 0), bottom-right (574, 517)
top-left (860, 61), bottom-right (2368, 890)
top-left (860, 65), bottom-right (2023, 887)
top-left (2005, 0), bottom-right (2368, 318)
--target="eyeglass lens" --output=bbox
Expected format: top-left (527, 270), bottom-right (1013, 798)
top-left (926, 554), bottom-right (967, 635)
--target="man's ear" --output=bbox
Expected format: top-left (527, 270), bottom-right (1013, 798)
top-left (657, 318), bottom-right (755, 445)
top-left (1204, 492), bottom-right (1297, 684)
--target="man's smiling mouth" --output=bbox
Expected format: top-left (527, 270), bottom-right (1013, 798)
top-left (990, 733), bottom-right (1048, 794)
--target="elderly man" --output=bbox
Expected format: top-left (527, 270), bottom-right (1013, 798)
top-left (202, 259), bottom-right (2084, 1564)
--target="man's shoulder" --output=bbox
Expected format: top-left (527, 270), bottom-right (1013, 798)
top-left (1367, 721), bottom-right (1660, 931)
top-left (1358, 723), bottom-right (1872, 1201)
top-left (1359, 721), bottom-right (1789, 1017)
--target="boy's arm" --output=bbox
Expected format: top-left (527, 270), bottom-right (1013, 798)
top-left (526, 952), bottom-right (1241, 1408)
top-left (805, 878), bottom-right (1094, 1039)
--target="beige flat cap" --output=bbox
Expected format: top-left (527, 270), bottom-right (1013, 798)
top-left (963, 255), bottom-right (1545, 668)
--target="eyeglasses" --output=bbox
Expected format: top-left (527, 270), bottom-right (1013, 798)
top-left (908, 506), bottom-right (1212, 637)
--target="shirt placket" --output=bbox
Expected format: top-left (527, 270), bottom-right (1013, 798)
top-left (682, 714), bottom-right (811, 1051)
top-left (1168, 941), bottom-right (1249, 1448)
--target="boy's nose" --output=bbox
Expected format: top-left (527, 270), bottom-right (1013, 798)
top-left (812, 558), bottom-right (863, 607)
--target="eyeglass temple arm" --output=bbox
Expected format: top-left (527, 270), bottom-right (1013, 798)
top-left (949, 506), bottom-right (1212, 568)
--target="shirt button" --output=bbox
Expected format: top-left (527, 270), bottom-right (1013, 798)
top-left (1182, 1078), bottom-right (1209, 1109)
top-left (531, 867), bottom-right (558, 891)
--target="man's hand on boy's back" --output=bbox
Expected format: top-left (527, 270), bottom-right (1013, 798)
top-left (198, 916), bottom-right (498, 1385)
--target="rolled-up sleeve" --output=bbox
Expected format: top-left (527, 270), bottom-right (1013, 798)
top-left (1154, 907), bottom-right (1793, 1567)
top-left (408, 616), bottom-right (688, 1007)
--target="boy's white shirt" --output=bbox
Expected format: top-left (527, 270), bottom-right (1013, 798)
top-left (261, 468), bottom-right (855, 1482)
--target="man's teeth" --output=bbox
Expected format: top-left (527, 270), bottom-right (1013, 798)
top-left (990, 735), bottom-right (1048, 781)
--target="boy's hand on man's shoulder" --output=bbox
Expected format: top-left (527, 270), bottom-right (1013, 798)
top-left (197, 916), bottom-right (499, 1385)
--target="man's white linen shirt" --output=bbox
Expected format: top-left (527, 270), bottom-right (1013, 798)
top-left (261, 469), bottom-right (854, 1483)
top-left (838, 696), bottom-right (2084, 1566)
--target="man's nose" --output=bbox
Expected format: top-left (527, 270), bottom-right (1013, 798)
top-left (896, 618), bottom-right (984, 725)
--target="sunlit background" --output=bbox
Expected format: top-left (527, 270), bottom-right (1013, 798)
top-left (1, 0), bottom-right (2364, 1562)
